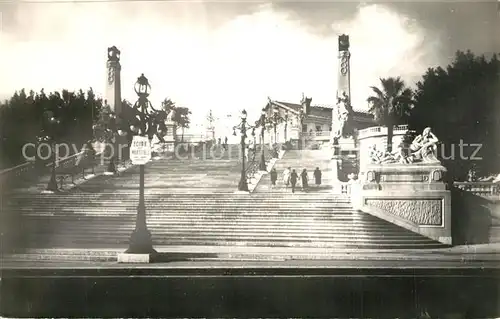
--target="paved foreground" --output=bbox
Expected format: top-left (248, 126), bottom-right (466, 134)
top-left (2, 256), bottom-right (499, 318)
top-left (3, 243), bottom-right (500, 268)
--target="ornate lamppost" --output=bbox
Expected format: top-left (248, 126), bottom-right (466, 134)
top-left (123, 74), bottom-right (167, 255)
top-left (233, 109), bottom-right (252, 192)
top-left (256, 108), bottom-right (267, 171)
top-left (284, 110), bottom-right (289, 142)
top-left (297, 109), bottom-right (305, 150)
top-left (39, 111), bottom-right (61, 193)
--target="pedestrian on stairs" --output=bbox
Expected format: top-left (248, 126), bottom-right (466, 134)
top-left (290, 169), bottom-right (298, 193)
top-left (301, 169), bottom-right (309, 191)
top-left (314, 167), bottom-right (322, 188)
top-left (270, 168), bottom-right (278, 188)
top-left (283, 167), bottom-right (291, 188)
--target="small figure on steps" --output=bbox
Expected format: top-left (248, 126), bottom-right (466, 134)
top-left (290, 169), bottom-right (298, 193)
top-left (270, 168), bottom-right (278, 188)
top-left (301, 168), bottom-right (309, 191)
top-left (283, 167), bottom-right (291, 189)
top-left (314, 167), bottom-right (322, 188)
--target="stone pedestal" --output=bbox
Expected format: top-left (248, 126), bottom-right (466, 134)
top-left (163, 121), bottom-right (176, 152)
top-left (117, 253), bottom-right (154, 263)
top-left (352, 162), bottom-right (452, 245)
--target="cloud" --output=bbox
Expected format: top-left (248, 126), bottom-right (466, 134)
top-left (0, 2), bottom-right (443, 128)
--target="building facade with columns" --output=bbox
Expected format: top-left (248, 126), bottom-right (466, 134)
top-left (263, 95), bottom-right (374, 149)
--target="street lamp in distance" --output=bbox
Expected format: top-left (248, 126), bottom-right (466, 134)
top-left (233, 109), bottom-right (250, 192)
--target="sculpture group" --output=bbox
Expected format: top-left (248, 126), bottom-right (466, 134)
top-left (369, 127), bottom-right (440, 164)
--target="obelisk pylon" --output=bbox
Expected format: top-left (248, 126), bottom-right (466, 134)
top-left (337, 34), bottom-right (351, 102)
top-left (106, 46), bottom-right (122, 116)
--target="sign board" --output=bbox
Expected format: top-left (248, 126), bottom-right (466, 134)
top-left (130, 135), bottom-right (151, 165)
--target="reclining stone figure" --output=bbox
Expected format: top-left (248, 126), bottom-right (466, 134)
top-left (368, 127), bottom-right (440, 165)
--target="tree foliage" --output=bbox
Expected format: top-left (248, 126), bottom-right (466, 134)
top-left (409, 51), bottom-right (500, 179)
top-left (0, 88), bottom-right (103, 169)
top-left (367, 77), bottom-right (414, 152)
top-left (172, 106), bottom-right (191, 142)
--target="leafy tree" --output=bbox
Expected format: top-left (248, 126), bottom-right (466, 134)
top-left (172, 107), bottom-right (191, 142)
top-left (367, 77), bottom-right (414, 152)
top-left (0, 88), bottom-right (103, 169)
top-left (409, 51), bottom-right (500, 179)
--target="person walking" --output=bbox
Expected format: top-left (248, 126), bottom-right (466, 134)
top-left (282, 167), bottom-right (291, 189)
top-left (290, 169), bottom-right (298, 193)
top-left (313, 167), bottom-right (322, 188)
top-left (301, 168), bottom-right (309, 191)
top-left (270, 168), bottom-right (278, 188)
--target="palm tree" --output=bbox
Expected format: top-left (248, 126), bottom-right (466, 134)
top-left (367, 77), bottom-right (414, 152)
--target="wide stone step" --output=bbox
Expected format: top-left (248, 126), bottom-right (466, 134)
top-left (22, 238), bottom-right (444, 249)
top-left (11, 204), bottom-right (351, 209)
top-left (20, 218), bottom-right (395, 227)
top-left (23, 231), bottom-right (440, 243)
top-left (23, 220), bottom-right (410, 231)
top-left (8, 206), bottom-right (353, 213)
top-left (18, 212), bottom-right (368, 219)
top-left (26, 230), bottom-right (432, 241)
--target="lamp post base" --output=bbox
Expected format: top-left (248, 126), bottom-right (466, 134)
top-left (259, 151), bottom-right (267, 171)
top-left (124, 227), bottom-right (156, 255)
top-left (105, 157), bottom-right (117, 175)
top-left (117, 252), bottom-right (156, 263)
top-left (258, 161), bottom-right (267, 171)
top-left (238, 178), bottom-right (249, 192)
top-left (46, 173), bottom-right (59, 193)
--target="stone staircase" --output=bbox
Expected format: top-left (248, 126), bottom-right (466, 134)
top-left (1, 147), bottom-right (447, 253)
top-left (3, 192), bottom-right (446, 250)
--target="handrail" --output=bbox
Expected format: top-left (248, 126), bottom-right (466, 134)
top-left (0, 161), bottom-right (33, 175)
top-left (454, 181), bottom-right (499, 196)
top-left (0, 149), bottom-right (105, 190)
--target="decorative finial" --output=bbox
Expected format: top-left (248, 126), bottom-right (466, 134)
top-left (338, 34), bottom-right (349, 51)
top-left (107, 46), bottom-right (121, 62)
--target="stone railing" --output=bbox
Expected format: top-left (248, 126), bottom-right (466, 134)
top-left (300, 131), bottom-right (331, 137)
top-left (0, 161), bottom-right (37, 187)
top-left (0, 149), bottom-right (104, 191)
top-left (178, 134), bottom-right (209, 143)
top-left (454, 182), bottom-right (500, 196)
top-left (357, 124), bottom-right (408, 140)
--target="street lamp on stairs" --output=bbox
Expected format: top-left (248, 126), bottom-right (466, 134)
top-left (257, 108), bottom-right (267, 171)
top-left (118, 73), bottom-right (168, 262)
top-left (233, 109), bottom-right (250, 192)
top-left (40, 111), bottom-right (61, 193)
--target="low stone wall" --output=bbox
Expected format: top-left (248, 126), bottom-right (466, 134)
top-left (351, 162), bottom-right (452, 245)
top-left (451, 188), bottom-right (500, 244)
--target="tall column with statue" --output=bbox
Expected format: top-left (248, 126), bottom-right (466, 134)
top-left (106, 46), bottom-right (122, 116)
top-left (104, 46), bottom-right (126, 165)
top-left (331, 34), bottom-right (354, 157)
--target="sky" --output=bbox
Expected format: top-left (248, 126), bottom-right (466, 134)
top-left (0, 1), bottom-right (498, 130)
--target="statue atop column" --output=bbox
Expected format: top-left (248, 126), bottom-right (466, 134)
top-left (332, 91), bottom-right (352, 140)
top-left (338, 34), bottom-right (349, 51)
top-left (108, 46), bottom-right (121, 62)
